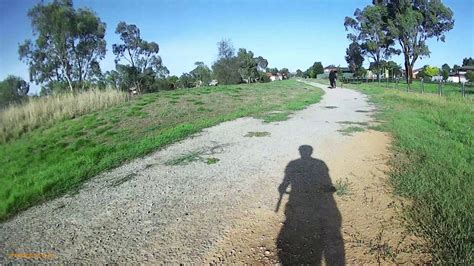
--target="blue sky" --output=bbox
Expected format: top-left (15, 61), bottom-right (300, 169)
top-left (1, 0), bottom-right (473, 94)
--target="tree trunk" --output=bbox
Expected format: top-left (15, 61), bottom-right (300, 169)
top-left (403, 56), bottom-right (411, 91)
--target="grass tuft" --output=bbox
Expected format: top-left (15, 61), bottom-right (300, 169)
top-left (335, 178), bottom-right (351, 196)
top-left (244, 131), bottom-right (271, 137)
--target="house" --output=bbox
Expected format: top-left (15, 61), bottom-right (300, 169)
top-left (323, 65), bottom-right (336, 74)
top-left (447, 66), bottom-right (473, 83)
top-left (319, 65), bottom-right (354, 79)
top-left (266, 72), bottom-right (283, 81)
top-left (431, 75), bottom-right (443, 82)
top-left (412, 68), bottom-right (423, 79)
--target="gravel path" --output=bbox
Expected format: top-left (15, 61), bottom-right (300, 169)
top-left (0, 81), bottom-right (426, 263)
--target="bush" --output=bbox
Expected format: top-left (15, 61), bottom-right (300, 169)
top-left (259, 72), bottom-right (271, 83)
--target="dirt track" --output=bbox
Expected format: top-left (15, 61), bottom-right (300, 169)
top-left (0, 81), bottom-right (429, 264)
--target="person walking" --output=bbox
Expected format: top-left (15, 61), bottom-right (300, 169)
top-left (329, 70), bottom-right (337, 88)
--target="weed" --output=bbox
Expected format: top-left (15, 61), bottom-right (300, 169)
top-left (165, 151), bottom-right (203, 166)
top-left (244, 131), bottom-right (271, 137)
top-left (337, 121), bottom-right (369, 126)
top-left (206, 157), bottom-right (220, 165)
top-left (260, 111), bottom-right (291, 123)
top-left (335, 178), bottom-right (351, 196)
top-left (338, 126), bottom-right (366, 135)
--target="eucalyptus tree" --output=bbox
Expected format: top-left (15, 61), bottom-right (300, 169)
top-left (344, 4), bottom-right (398, 82)
top-left (345, 41), bottom-right (365, 76)
top-left (0, 76), bottom-right (30, 107)
top-left (212, 39), bottom-right (241, 84)
top-left (190, 62), bottom-right (211, 85)
top-left (18, 0), bottom-right (106, 93)
top-left (382, 0), bottom-right (454, 85)
top-left (112, 22), bottom-right (163, 93)
top-left (237, 48), bottom-right (259, 83)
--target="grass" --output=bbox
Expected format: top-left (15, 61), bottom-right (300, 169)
top-left (244, 131), bottom-right (271, 137)
top-left (335, 178), bottom-right (351, 196)
top-left (206, 157), bottom-right (220, 165)
top-left (342, 81), bottom-right (473, 264)
top-left (165, 151), bottom-right (203, 166)
top-left (338, 126), bottom-right (366, 136)
top-left (344, 79), bottom-right (473, 98)
top-left (0, 89), bottom-right (128, 143)
top-left (0, 80), bottom-right (324, 220)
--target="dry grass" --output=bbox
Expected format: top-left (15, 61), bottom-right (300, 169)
top-left (0, 89), bottom-right (128, 143)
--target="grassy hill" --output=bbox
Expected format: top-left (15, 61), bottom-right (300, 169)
top-left (0, 80), bottom-right (323, 220)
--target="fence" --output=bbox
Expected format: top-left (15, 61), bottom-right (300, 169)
top-left (340, 77), bottom-right (473, 98)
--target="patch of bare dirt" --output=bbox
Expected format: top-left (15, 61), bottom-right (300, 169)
top-left (204, 130), bottom-right (431, 264)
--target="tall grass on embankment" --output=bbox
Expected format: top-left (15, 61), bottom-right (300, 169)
top-left (345, 82), bottom-right (473, 264)
top-left (0, 89), bottom-right (128, 143)
top-left (0, 80), bottom-right (323, 221)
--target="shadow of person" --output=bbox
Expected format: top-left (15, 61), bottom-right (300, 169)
top-left (275, 145), bottom-right (345, 265)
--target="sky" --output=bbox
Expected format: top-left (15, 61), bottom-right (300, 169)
top-left (1, 0), bottom-right (473, 94)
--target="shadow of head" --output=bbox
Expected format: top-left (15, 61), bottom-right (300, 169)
top-left (298, 145), bottom-right (313, 158)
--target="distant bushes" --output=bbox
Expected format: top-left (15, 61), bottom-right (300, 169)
top-left (0, 89), bottom-right (128, 143)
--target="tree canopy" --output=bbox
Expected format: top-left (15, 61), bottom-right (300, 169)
top-left (19, 0), bottom-right (106, 93)
top-left (382, 0), bottom-right (454, 84)
top-left (344, 4), bottom-right (399, 80)
top-left (345, 41), bottom-right (365, 76)
top-left (0, 76), bottom-right (30, 108)
top-left (112, 21), bottom-right (163, 93)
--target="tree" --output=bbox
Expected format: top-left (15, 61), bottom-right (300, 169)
top-left (305, 62), bottom-right (324, 78)
top-left (466, 71), bottom-right (474, 82)
top-left (217, 39), bottom-right (235, 60)
top-left (383, 61), bottom-right (402, 78)
top-left (345, 41), bottom-right (365, 76)
top-left (256, 56), bottom-right (268, 72)
top-left (0, 76), bottom-right (30, 107)
top-left (112, 21), bottom-right (163, 93)
top-left (178, 73), bottom-right (195, 88)
top-left (463, 57), bottom-right (474, 66)
top-left (345, 4), bottom-right (399, 82)
top-left (280, 68), bottom-right (290, 79)
top-left (441, 63), bottom-right (450, 81)
top-left (296, 69), bottom-right (303, 77)
top-left (424, 65), bottom-right (440, 78)
top-left (212, 39), bottom-right (241, 85)
top-left (383, 0), bottom-right (454, 86)
top-left (268, 67), bottom-right (279, 75)
top-left (237, 48), bottom-right (258, 83)
top-left (191, 62), bottom-right (211, 86)
top-left (19, 0), bottom-right (106, 93)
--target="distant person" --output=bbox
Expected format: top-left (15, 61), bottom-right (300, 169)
top-left (329, 70), bottom-right (337, 88)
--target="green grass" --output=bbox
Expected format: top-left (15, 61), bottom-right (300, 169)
top-left (205, 157), bottom-right (220, 165)
top-left (344, 82), bottom-right (473, 264)
top-left (335, 178), bottom-right (351, 196)
top-left (344, 79), bottom-right (473, 98)
top-left (338, 126), bottom-right (366, 136)
top-left (0, 80), bottom-right (323, 220)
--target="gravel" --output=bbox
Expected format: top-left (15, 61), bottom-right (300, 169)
top-left (0, 81), bottom-right (375, 263)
